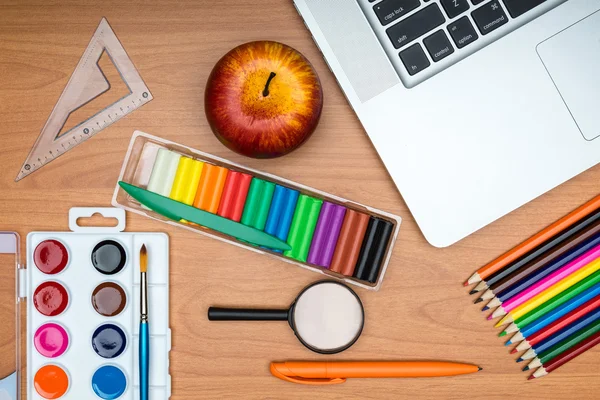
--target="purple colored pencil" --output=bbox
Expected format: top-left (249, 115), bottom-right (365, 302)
top-left (307, 202), bottom-right (346, 268)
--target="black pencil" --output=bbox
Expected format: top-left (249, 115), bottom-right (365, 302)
top-left (470, 208), bottom-right (600, 294)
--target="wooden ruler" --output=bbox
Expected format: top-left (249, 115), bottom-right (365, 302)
top-left (15, 17), bottom-right (153, 182)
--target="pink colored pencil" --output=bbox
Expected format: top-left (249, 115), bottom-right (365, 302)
top-left (500, 244), bottom-right (600, 313)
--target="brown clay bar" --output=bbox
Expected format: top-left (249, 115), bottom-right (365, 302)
top-left (329, 209), bottom-right (370, 276)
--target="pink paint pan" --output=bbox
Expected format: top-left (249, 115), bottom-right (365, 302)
top-left (34, 323), bottom-right (70, 358)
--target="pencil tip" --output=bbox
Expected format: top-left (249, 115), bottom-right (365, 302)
top-left (516, 358), bottom-right (523, 363)
top-left (504, 340), bottom-right (511, 346)
top-left (499, 331), bottom-right (507, 337)
top-left (469, 289), bottom-right (477, 295)
top-left (523, 366), bottom-right (529, 371)
top-left (482, 306), bottom-right (489, 311)
top-left (510, 348), bottom-right (518, 354)
top-left (475, 298), bottom-right (483, 304)
top-left (464, 281), bottom-right (469, 286)
top-left (528, 374), bottom-right (535, 380)
top-left (478, 367), bottom-right (482, 371)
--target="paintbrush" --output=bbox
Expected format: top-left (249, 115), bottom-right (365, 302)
top-left (139, 244), bottom-right (149, 400)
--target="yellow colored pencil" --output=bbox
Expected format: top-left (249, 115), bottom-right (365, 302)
top-left (495, 258), bottom-right (600, 327)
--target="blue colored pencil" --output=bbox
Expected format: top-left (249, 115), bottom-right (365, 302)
top-left (518, 307), bottom-right (600, 363)
top-left (501, 283), bottom-right (600, 336)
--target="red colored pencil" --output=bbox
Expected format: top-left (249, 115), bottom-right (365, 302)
top-left (510, 296), bottom-right (600, 351)
top-left (529, 330), bottom-right (600, 379)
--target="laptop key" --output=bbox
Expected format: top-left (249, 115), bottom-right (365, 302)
top-left (440, 0), bottom-right (470, 19)
top-left (386, 4), bottom-right (446, 49)
top-left (399, 43), bottom-right (431, 75)
top-left (447, 16), bottom-right (479, 48)
top-left (423, 30), bottom-right (455, 62)
top-left (502, 0), bottom-right (545, 18)
top-left (472, 0), bottom-right (485, 4)
top-left (374, 0), bottom-right (421, 26)
top-left (471, 1), bottom-right (508, 35)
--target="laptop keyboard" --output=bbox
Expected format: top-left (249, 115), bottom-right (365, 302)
top-left (363, 0), bottom-right (557, 87)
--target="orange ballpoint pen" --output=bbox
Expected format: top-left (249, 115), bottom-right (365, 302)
top-left (270, 361), bottom-right (482, 385)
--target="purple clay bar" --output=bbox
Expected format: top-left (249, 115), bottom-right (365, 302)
top-left (307, 202), bottom-right (347, 268)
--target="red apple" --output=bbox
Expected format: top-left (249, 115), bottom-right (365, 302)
top-left (205, 41), bottom-right (323, 158)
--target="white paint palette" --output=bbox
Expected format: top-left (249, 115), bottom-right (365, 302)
top-left (0, 208), bottom-right (170, 400)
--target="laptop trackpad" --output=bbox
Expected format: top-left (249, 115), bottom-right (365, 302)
top-left (537, 11), bottom-right (600, 141)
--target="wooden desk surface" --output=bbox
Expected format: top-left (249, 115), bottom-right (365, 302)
top-left (1, 1), bottom-right (599, 399)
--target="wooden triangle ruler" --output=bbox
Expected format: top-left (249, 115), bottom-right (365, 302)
top-left (15, 17), bottom-right (153, 182)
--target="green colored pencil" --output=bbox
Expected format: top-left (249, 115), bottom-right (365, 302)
top-left (524, 318), bottom-right (600, 371)
top-left (513, 270), bottom-right (600, 329)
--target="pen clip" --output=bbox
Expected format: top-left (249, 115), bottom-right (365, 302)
top-left (270, 364), bottom-right (346, 385)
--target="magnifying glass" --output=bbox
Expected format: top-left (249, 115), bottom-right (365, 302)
top-left (208, 280), bottom-right (365, 354)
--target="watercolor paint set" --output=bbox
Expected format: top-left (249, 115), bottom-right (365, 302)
top-left (0, 208), bottom-right (171, 400)
top-left (112, 131), bottom-right (402, 290)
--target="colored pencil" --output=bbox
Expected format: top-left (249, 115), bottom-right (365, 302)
top-left (509, 296), bottom-right (600, 349)
top-left (529, 330), bottom-right (600, 379)
top-left (500, 283), bottom-right (600, 336)
top-left (524, 318), bottom-right (600, 371)
top-left (518, 308), bottom-right (600, 362)
top-left (493, 248), bottom-right (600, 321)
top-left (469, 207), bottom-right (600, 293)
top-left (465, 195), bottom-right (600, 286)
top-left (499, 270), bottom-right (600, 329)
top-left (495, 267), bottom-right (600, 327)
top-left (477, 226), bottom-right (600, 305)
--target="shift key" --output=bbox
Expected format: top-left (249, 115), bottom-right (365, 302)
top-left (386, 4), bottom-right (446, 49)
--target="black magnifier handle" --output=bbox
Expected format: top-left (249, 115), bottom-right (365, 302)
top-left (208, 307), bottom-right (289, 321)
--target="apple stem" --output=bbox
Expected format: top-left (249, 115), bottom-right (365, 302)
top-left (262, 72), bottom-right (276, 97)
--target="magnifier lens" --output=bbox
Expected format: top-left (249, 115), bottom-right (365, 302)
top-left (292, 282), bottom-right (364, 353)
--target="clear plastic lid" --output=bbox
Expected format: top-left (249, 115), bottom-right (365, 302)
top-left (0, 232), bottom-right (21, 400)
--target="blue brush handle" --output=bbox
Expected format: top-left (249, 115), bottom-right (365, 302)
top-left (140, 322), bottom-right (150, 400)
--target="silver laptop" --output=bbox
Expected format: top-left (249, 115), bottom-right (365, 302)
top-left (293, 0), bottom-right (600, 247)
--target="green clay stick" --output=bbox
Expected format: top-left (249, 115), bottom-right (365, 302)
top-left (241, 178), bottom-right (276, 230)
top-left (284, 194), bottom-right (323, 262)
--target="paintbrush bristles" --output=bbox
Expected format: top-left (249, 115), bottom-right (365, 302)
top-left (140, 244), bottom-right (148, 273)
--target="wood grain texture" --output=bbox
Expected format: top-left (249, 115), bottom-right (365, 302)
top-left (0, 1), bottom-right (599, 398)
